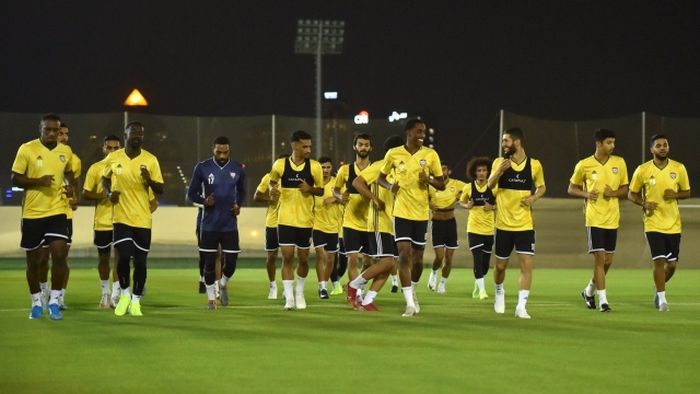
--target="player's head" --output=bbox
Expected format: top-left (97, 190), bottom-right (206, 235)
top-left (466, 156), bottom-right (492, 182)
top-left (405, 118), bottom-right (426, 147)
top-left (39, 113), bottom-right (62, 145)
top-left (103, 135), bottom-right (122, 156)
top-left (649, 134), bottom-right (669, 160)
top-left (124, 121), bottom-right (145, 150)
top-left (212, 136), bottom-right (231, 165)
top-left (353, 133), bottom-right (372, 159)
top-left (318, 156), bottom-right (333, 178)
top-left (290, 130), bottom-right (312, 159)
top-left (594, 128), bottom-right (616, 155)
top-left (502, 127), bottom-right (524, 157)
top-left (58, 122), bottom-right (70, 145)
top-left (441, 161), bottom-right (452, 180)
top-left (383, 135), bottom-right (404, 154)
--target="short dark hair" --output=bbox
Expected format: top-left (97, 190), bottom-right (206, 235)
top-left (41, 113), bottom-right (61, 124)
top-left (649, 134), bottom-right (668, 147)
top-left (383, 135), bottom-right (404, 153)
top-left (104, 135), bottom-right (122, 144)
top-left (503, 127), bottom-right (524, 143)
top-left (291, 130), bottom-right (312, 142)
top-left (317, 156), bottom-right (332, 164)
top-left (353, 133), bottom-right (372, 146)
top-left (594, 128), bottom-right (616, 142)
top-left (213, 136), bottom-right (230, 146)
top-left (405, 118), bottom-right (425, 132)
top-left (59, 122), bottom-right (69, 129)
top-left (125, 121), bottom-right (144, 131)
top-left (466, 156), bottom-right (493, 181)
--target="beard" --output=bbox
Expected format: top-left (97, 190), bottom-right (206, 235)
top-left (653, 152), bottom-right (668, 161)
top-left (129, 138), bottom-right (142, 150)
top-left (356, 150), bottom-right (370, 158)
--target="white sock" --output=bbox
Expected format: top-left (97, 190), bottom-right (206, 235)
top-left (206, 283), bottom-right (217, 301)
top-left (402, 286), bottom-right (415, 308)
top-left (597, 289), bottom-right (608, 305)
top-left (49, 289), bottom-right (61, 304)
top-left (319, 281), bottom-right (327, 290)
top-left (517, 290), bottom-right (530, 309)
top-left (111, 282), bottom-right (121, 297)
top-left (350, 275), bottom-right (367, 289)
top-left (440, 277), bottom-right (448, 285)
top-left (431, 269), bottom-right (438, 276)
top-left (585, 280), bottom-right (596, 297)
top-left (495, 283), bottom-right (504, 295)
top-left (332, 280), bottom-right (339, 289)
top-left (220, 275), bottom-right (230, 287)
top-left (390, 275), bottom-right (398, 286)
top-left (270, 281), bottom-right (277, 288)
top-left (657, 291), bottom-right (667, 305)
top-left (476, 278), bottom-right (485, 292)
top-left (411, 281), bottom-right (418, 291)
top-left (131, 294), bottom-right (141, 302)
top-left (362, 290), bottom-right (378, 306)
top-left (31, 292), bottom-right (42, 307)
top-left (295, 276), bottom-right (306, 294)
top-left (122, 287), bottom-right (132, 297)
top-left (200, 275), bottom-right (204, 283)
top-left (100, 280), bottom-right (110, 294)
top-left (60, 289), bottom-right (66, 298)
top-left (39, 282), bottom-right (48, 292)
top-left (283, 280), bottom-right (294, 300)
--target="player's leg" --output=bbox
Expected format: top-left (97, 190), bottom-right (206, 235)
top-left (113, 224), bottom-right (135, 316)
top-left (493, 229), bottom-right (513, 314)
top-left (127, 226), bottom-right (151, 316)
top-left (265, 226), bottom-right (279, 298)
top-left (218, 231), bottom-right (240, 307)
top-left (38, 246), bottom-right (50, 308)
top-left (428, 246), bottom-right (444, 291)
top-left (23, 218), bottom-right (46, 319)
top-left (97, 241), bottom-right (112, 308)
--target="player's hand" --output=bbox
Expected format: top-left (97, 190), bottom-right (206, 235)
top-left (298, 180), bottom-right (313, 194)
top-left (497, 159), bottom-right (512, 173)
top-left (418, 170), bottom-right (429, 185)
top-left (37, 175), bottom-right (54, 187)
top-left (461, 200), bottom-right (474, 209)
top-left (587, 189), bottom-right (599, 201)
top-left (62, 184), bottom-right (74, 197)
top-left (340, 191), bottom-right (350, 204)
top-left (521, 195), bottom-right (537, 207)
top-left (269, 186), bottom-right (281, 201)
top-left (603, 185), bottom-right (615, 199)
top-left (371, 197), bottom-right (385, 212)
top-left (663, 189), bottom-right (677, 200)
top-left (231, 204), bottom-right (240, 216)
top-left (109, 190), bottom-right (120, 204)
top-left (140, 165), bottom-right (151, 182)
top-left (204, 194), bottom-right (215, 207)
top-left (643, 200), bottom-right (658, 215)
top-left (429, 203), bottom-right (437, 211)
top-left (390, 183), bottom-right (400, 194)
top-left (483, 201), bottom-right (495, 211)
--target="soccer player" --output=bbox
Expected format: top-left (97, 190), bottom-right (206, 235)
top-left (487, 127), bottom-right (546, 319)
top-left (82, 135), bottom-right (123, 308)
top-left (378, 118), bottom-right (445, 317)
top-left (568, 129), bottom-right (628, 312)
top-left (268, 130), bottom-right (324, 310)
top-left (253, 154), bottom-right (288, 299)
top-left (628, 134), bottom-right (690, 312)
top-left (312, 157), bottom-right (344, 299)
top-left (333, 134), bottom-right (373, 293)
top-left (103, 121), bottom-right (164, 317)
top-left (427, 162), bottom-right (466, 293)
top-left (12, 113), bottom-right (76, 320)
top-left (348, 135), bottom-right (405, 311)
top-left (187, 136), bottom-right (246, 309)
top-left (459, 157), bottom-right (495, 300)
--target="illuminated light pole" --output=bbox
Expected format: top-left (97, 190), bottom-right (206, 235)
top-left (123, 88), bottom-right (148, 128)
top-left (294, 19), bottom-right (345, 158)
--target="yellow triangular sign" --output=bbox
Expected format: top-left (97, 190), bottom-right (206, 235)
top-left (124, 89), bottom-right (149, 106)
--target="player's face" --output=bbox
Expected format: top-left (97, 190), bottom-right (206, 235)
top-left (354, 138), bottom-right (372, 159)
top-left (321, 162), bottom-right (332, 177)
top-left (292, 138), bottom-right (312, 159)
top-left (103, 140), bottom-right (121, 156)
top-left (501, 134), bottom-right (516, 157)
top-left (57, 127), bottom-right (69, 145)
top-left (442, 165), bottom-right (451, 179)
top-left (407, 123), bottom-right (427, 147)
top-left (40, 119), bottom-right (61, 145)
top-left (651, 138), bottom-right (669, 160)
top-left (597, 137), bottom-right (615, 155)
top-left (475, 165), bottom-right (489, 181)
top-left (124, 124), bottom-right (144, 150)
top-left (213, 144), bottom-right (230, 165)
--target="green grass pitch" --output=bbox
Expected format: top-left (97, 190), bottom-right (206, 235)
top-left (1, 258), bottom-right (699, 393)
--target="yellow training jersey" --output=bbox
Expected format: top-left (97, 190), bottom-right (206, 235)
top-left (460, 182), bottom-right (496, 235)
top-left (256, 173), bottom-right (280, 228)
top-left (335, 162), bottom-right (371, 231)
top-left (64, 154), bottom-right (82, 220)
top-left (569, 155), bottom-right (628, 229)
top-left (269, 157), bottom-right (323, 228)
top-left (314, 176), bottom-right (343, 234)
top-left (361, 160), bottom-right (395, 234)
top-left (380, 145), bottom-right (443, 221)
top-left (12, 139), bottom-right (74, 219)
top-left (103, 148), bottom-right (163, 229)
top-left (430, 178), bottom-right (466, 210)
top-left (629, 159), bottom-right (690, 234)
top-left (491, 157), bottom-right (545, 231)
top-left (83, 158), bottom-right (114, 231)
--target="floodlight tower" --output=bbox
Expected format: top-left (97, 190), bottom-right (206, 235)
top-left (294, 19), bottom-right (345, 158)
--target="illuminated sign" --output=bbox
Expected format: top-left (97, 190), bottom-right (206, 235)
top-left (324, 91), bottom-right (338, 100)
top-left (388, 111), bottom-right (408, 122)
top-left (354, 110), bottom-right (369, 125)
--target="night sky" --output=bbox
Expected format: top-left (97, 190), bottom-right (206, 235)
top-left (3, 1), bottom-right (700, 164)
